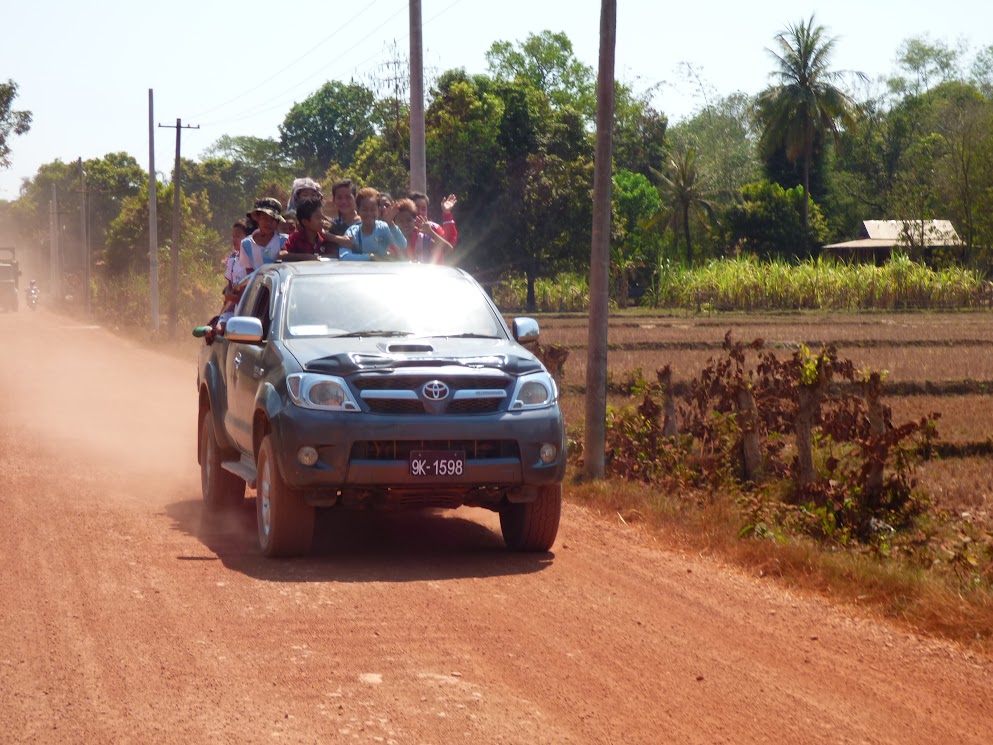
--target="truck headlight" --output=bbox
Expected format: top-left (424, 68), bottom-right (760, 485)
top-left (287, 373), bottom-right (360, 412)
top-left (510, 373), bottom-right (557, 410)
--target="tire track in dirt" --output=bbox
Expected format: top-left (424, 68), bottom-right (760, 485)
top-left (1, 311), bottom-right (992, 744)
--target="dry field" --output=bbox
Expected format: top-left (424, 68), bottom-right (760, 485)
top-left (542, 310), bottom-right (993, 521)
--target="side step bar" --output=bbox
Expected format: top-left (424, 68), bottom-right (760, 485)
top-left (221, 456), bottom-right (257, 489)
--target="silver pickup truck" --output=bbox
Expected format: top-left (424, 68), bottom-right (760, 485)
top-left (196, 261), bottom-right (566, 557)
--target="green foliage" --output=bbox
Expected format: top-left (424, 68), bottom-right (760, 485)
top-left (279, 81), bottom-right (376, 172)
top-left (486, 30), bottom-right (595, 118)
top-left (726, 180), bottom-right (829, 259)
top-left (755, 16), bottom-right (860, 236)
top-left (642, 255), bottom-right (983, 311)
top-left (491, 272), bottom-right (589, 312)
top-left (0, 79), bottom-right (31, 169)
top-left (612, 83), bottom-right (668, 179)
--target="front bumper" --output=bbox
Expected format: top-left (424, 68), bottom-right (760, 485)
top-left (268, 402), bottom-right (567, 496)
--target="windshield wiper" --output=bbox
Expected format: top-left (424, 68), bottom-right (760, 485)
top-left (427, 332), bottom-right (502, 339)
top-left (332, 330), bottom-right (414, 338)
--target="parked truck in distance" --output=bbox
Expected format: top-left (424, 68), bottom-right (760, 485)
top-left (0, 247), bottom-right (21, 312)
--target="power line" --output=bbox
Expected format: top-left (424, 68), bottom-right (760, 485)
top-left (201, 0), bottom-right (410, 128)
top-left (198, 0), bottom-right (469, 131)
top-left (192, 0), bottom-right (389, 120)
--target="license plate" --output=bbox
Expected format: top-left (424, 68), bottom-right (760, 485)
top-left (409, 450), bottom-right (466, 478)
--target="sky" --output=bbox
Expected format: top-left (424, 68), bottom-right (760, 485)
top-left (1, 0), bottom-right (990, 201)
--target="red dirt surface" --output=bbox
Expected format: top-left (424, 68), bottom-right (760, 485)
top-left (2, 310), bottom-right (992, 744)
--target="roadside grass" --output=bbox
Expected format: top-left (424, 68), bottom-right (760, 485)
top-left (565, 469), bottom-right (993, 652)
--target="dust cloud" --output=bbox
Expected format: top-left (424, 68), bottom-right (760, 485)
top-left (0, 309), bottom-right (200, 507)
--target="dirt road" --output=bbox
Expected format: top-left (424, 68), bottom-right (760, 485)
top-left (1, 310), bottom-right (991, 744)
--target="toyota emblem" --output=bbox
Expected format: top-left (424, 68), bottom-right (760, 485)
top-left (422, 380), bottom-right (450, 400)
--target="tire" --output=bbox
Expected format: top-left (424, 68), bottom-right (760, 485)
top-left (255, 435), bottom-right (315, 557)
top-left (500, 483), bottom-right (562, 552)
top-left (200, 411), bottom-right (245, 510)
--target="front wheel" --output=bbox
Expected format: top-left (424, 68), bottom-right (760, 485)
top-left (499, 484), bottom-right (562, 552)
top-left (256, 435), bottom-right (315, 557)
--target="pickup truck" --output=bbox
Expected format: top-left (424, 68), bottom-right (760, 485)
top-left (196, 260), bottom-right (566, 557)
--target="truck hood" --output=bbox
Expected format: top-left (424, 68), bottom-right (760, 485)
top-left (283, 336), bottom-right (544, 376)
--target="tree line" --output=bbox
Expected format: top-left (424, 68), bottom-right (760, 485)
top-left (2, 21), bottom-right (993, 311)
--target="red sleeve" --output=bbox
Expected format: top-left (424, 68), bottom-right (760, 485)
top-left (440, 212), bottom-right (458, 247)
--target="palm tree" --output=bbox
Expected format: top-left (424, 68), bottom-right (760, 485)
top-left (652, 147), bottom-right (716, 266)
top-left (755, 16), bottom-right (860, 239)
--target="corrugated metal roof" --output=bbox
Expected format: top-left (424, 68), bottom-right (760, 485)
top-left (860, 220), bottom-right (962, 245)
top-left (823, 239), bottom-right (896, 249)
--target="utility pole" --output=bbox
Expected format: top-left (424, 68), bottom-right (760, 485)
top-left (49, 186), bottom-right (57, 295)
top-left (78, 157), bottom-right (90, 315)
top-left (148, 90), bottom-right (159, 333)
top-left (158, 117), bottom-right (199, 337)
top-left (584, 0), bottom-right (617, 480)
top-left (408, 0), bottom-right (426, 194)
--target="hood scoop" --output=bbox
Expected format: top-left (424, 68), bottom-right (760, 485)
top-left (386, 343), bottom-right (435, 353)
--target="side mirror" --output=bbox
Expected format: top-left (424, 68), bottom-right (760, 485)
top-left (225, 316), bottom-right (264, 343)
top-left (512, 317), bottom-right (540, 344)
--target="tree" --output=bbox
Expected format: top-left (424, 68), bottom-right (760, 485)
top-left (279, 81), bottom-right (375, 173)
top-left (0, 79), bottom-right (31, 170)
top-left (668, 93), bottom-right (759, 204)
top-left (726, 180), bottom-right (829, 260)
top-left (200, 135), bottom-right (295, 196)
top-left (653, 147), bottom-right (717, 266)
top-left (486, 31), bottom-right (596, 118)
top-left (612, 169), bottom-right (661, 307)
top-left (890, 36), bottom-right (961, 101)
top-left (613, 83), bottom-right (668, 180)
top-left (755, 16), bottom-right (859, 242)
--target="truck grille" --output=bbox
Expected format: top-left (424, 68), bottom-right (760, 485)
top-left (354, 373), bottom-right (512, 415)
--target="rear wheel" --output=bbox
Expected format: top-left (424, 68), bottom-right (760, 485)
top-left (200, 412), bottom-right (245, 510)
top-left (256, 435), bottom-right (315, 557)
top-left (500, 483), bottom-right (562, 551)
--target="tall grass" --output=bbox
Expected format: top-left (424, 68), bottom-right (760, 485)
top-left (645, 255), bottom-right (985, 311)
top-left (492, 257), bottom-right (986, 312)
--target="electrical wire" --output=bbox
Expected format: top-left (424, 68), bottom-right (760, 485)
top-left (199, 0), bottom-right (469, 130)
top-left (200, 0), bottom-right (410, 128)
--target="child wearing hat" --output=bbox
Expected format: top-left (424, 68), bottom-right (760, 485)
top-left (240, 197), bottom-right (288, 271)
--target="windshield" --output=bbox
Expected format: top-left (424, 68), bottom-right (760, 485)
top-left (283, 274), bottom-right (506, 339)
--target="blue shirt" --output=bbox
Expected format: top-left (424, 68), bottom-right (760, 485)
top-left (345, 221), bottom-right (406, 257)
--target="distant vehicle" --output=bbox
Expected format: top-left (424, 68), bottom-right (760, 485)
top-left (196, 260), bottom-right (566, 557)
top-left (26, 281), bottom-right (39, 310)
top-left (0, 247), bottom-right (20, 312)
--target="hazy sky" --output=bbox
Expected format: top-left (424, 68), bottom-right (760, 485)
top-left (1, 0), bottom-right (989, 200)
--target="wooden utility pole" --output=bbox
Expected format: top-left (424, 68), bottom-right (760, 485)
top-left (584, 0), bottom-right (617, 479)
top-left (49, 186), bottom-right (58, 295)
top-left (408, 0), bottom-right (426, 194)
top-left (158, 117), bottom-right (199, 337)
top-left (148, 90), bottom-right (159, 333)
top-left (78, 157), bottom-right (90, 315)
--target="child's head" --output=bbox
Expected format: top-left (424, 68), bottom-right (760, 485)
top-left (231, 219), bottom-right (251, 249)
top-left (394, 198), bottom-right (417, 236)
top-left (279, 211), bottom-right (297, 234)
top-left (409, 191), bottom-right (429, 219)
top-left (295, 196), bottom-right (324, 232)
top-left (377, 192), bottom-right (393, 219)
top-left (332, 179), bottom-right (357, 217)
top-left (356, 187), bottom-right (380, 226)
top-left (288, 177), bottom-right (322, 210)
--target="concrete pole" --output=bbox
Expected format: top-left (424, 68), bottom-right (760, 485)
top-left (79, 157), bottom-right (90, 315)
top-left (148, 89), bottom-right (159, 333)
top-left (583, 0), bottom-right (617, 480)
top-left (170, 118), bottom-right (181, 338)
top-left (408, 0), bottom-right (426, 194)
top-left (49, 189), bottom-right (57, 294)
